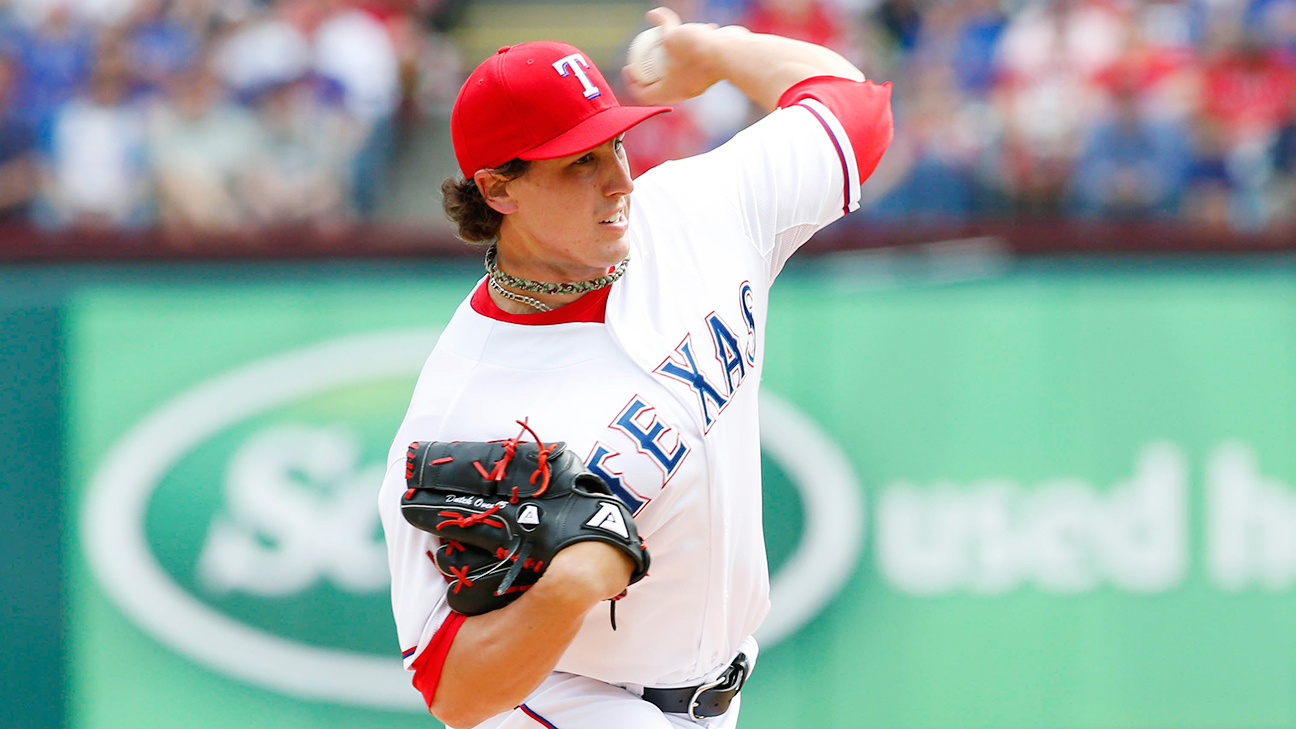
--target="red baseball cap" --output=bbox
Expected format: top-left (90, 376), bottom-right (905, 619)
top-left (451, 41), bottom-right (670, 178)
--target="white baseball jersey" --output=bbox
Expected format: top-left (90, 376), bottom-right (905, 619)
top-left (380, 76), bottom-right (892, 728)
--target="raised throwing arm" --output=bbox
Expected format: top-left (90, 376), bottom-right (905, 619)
top-left (623, 6), bottom-right (865, 112)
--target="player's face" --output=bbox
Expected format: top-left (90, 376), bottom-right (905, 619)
top-left (495, 136), bottom-right (633, 283)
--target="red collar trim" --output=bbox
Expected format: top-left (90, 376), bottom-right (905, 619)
top-left (470, 278), bottom-right (610, 324)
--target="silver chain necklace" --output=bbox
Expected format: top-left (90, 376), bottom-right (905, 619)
top-left (485, 244), bottom-right (629, 302)
top-left (488, 275), bottom-right (553, 312)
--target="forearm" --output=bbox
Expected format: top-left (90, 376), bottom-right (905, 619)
top-left (431, 583), bottom-right (593, 727)
top-left (429, 542), bottom-right (631, 728)
top-left (628, 7), bottom-right (865, 111)
top-left (703, 26), bottom-right (864, 111)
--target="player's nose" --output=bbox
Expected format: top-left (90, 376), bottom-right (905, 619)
top-left (604, 155), bottom-right (634, 197)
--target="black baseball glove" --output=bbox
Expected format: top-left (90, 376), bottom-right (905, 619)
top-left (401, 422), bottom-right (650, 619)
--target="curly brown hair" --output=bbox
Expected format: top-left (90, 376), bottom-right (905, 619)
top-left (440, 159), bottom-right (532, 243)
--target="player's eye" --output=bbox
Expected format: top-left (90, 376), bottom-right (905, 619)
top-left (573, 153), bottom-right (594, 166)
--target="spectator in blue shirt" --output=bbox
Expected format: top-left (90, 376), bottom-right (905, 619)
top-left (126, 0), bottom-right (201, 95)
top-left (6, 4), bottom-right (95, 140)
top-left (1071, 80), bottom-right (1190, 218)
top-left (0, 53), bottom-right (38, 223)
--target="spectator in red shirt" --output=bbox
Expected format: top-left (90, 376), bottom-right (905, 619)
top-left (1200, 31), bottom-right (1296, 144)
top-left (739, 0), bottom-right (849, 52)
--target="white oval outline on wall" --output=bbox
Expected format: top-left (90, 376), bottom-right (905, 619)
top-left (82, 329), bottom-right (863, 711)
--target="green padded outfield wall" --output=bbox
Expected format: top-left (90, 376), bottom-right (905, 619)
top-left (1, 299), bottom-right (65, 729)
top-left (55, 257), bottom-right (1296, 729)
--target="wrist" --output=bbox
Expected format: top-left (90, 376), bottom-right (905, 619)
top-left (536, 542), bottom-right (634, 606)
top-left (529, 570), bottom-right (606, 613)
top-left (700, 25), bottom-right (751, 86)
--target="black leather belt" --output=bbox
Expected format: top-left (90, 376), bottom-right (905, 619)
top-left (641, 653), bottom-right (749, 720)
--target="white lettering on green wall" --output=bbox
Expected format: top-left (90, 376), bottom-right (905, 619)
top-left (198, 424), bottom-right (390, 597)
top-left (1207, 441), bottom-right (1296, 591)
top-left (877, 443), bottom-right (1189, 595)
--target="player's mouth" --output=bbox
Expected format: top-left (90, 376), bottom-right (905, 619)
top-left (598, 207), bottom-right (629, 232)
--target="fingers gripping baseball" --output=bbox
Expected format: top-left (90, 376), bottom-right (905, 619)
top-left (400, 422), bottom-right (650, 617)
top-left (623, 7), bottom-right (725, 105)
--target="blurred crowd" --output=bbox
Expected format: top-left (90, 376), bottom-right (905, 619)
top-left (641, 0), bottom-right (1296, 233)
top-left (2, 0), bottom-right (1295, 238)
top-left (0, 0), bottom-right (465, 237)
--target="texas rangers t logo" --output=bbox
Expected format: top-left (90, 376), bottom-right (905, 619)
top-left (552, 53), bottom-right (601, 99)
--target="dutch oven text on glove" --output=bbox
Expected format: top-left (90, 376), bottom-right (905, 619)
top-left (400, 420), bottom-right (650, 626)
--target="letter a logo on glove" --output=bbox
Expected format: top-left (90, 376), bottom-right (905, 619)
top-left (586, 502), bottom-right (630, 539)
top-left (518, 503), bottom-right (542, 531)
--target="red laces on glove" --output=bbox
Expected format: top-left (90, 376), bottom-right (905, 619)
top-left (447, 564), bottom-right (474, 593)
top-left (436, 505), bottom-right (506, 530)
top-left (467, 418), bottom-right (558, 504)
top-left (493, 546), bottom-right (545, 572)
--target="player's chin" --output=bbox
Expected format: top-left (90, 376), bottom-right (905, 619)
top-left (602, 233), bottom-right (631, 266)
top-left (593, 224), bottom-right (631, 260)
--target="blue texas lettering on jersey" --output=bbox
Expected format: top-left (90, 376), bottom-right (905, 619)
top-left (585, 441), bottom-right (648, 514)
top-left (585, 397), bottom-right (692, 513)
top-left (653, 281), bottom-right (759, 433)
top-left (611, 398), bottom-right (689, 478)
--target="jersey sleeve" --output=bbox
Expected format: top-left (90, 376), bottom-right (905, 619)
top-left (378, 456), bottom-right (462, 710)
top-left (645, 76), bottom-right (892, 280)
top-left (775, 75), bottom-right (894, 193)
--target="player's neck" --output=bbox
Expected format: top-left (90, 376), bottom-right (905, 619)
top-left (486, 243), bottom-right (625, 312)
top-left (486, 278), bottom-right (584, 313)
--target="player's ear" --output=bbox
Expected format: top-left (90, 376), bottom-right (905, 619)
top-left (474, 170), bottom-right (519, 215)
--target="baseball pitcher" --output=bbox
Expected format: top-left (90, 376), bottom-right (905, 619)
top-left (379, 7), bottom-right (893, 728)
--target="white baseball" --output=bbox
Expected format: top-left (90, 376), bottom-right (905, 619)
top-left (627, 26), bottom-right (668, 84)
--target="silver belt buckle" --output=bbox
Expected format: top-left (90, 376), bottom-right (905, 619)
top-left (687, 675), bottom-right (727, 721)
top-left (687, 653), bottom-right (749, 721)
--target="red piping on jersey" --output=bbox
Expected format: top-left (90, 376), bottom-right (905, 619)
top-left (777, 75), bottom-right (895, 207)
top-left (799, 102), bottom-right (853, 215)
top-left (519, 703), bottom-right (562, 729)
top-left (470, 277), bottom-right (611, 324)
top-left (410, 611), bottom-right (467, 711)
